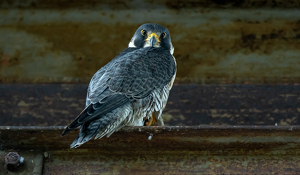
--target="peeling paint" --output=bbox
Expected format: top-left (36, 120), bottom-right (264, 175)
top-left (0, 2), bottom-right (300, 83)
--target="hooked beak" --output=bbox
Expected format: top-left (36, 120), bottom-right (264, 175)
top-left (145, 33), bottom-right (160, 47)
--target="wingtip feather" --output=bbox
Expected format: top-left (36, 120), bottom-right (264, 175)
top-left (61, 127), bottom-right (71, 137)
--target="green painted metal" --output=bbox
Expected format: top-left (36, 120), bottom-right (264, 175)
top-left (1, 0), bottom-right (300, 84)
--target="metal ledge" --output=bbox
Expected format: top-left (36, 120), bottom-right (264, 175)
top-left (1, 126), bottom-right (300, 174)
top-left (1, 125), bottom-right (300, 151)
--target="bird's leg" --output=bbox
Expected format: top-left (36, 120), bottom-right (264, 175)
top-left (144, 113), bottom-right (157, 126)
top-left (151, 113), bottom-right (156, 125)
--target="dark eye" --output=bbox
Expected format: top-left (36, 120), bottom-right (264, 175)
top-left (141, 29), bottom-right (147, 36)
top-left (161, 32), bottom-right (167, 39)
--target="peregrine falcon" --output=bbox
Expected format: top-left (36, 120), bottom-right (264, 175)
top-left (61, 23), bottom-right (176, 148)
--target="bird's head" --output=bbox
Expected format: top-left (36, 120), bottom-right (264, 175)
top-left (128, 23), bottom-right (174, 54)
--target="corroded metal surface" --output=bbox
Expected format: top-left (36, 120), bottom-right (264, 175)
top-left (1, 126), bottom-right (300, 174)
top-left (0, 84), bottom-right (87, 126)
top-left (1, 84), bottom-right (300, 126)
top-left (1, 0), bottom-right (300, 84)
top-left (4, 152), bottom-right (24, 171)
top-left (0, 151), bottom-right (43, 175)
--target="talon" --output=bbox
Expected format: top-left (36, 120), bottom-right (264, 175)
top-left (144, 117), bottom-right (153, 126)
top-left (151, 113), bottom-right (156, 125)
top-left (143, 113), bottom-right (156, 126)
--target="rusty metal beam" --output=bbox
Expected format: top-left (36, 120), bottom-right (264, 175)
top-left (1, 84), bottom-right (300, 126)
top-left (1, 126), bottom-right (300, 174)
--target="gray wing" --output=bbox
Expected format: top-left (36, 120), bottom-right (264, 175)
top-left (61, 47), bottom-right (176, 136)
top-left (85, 47), bottom-right (138, 106)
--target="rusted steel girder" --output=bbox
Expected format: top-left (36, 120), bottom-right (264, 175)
top-left (1, 84), bottom-right (300, 127)
top-left (1, 126), bottom-right (300, 174)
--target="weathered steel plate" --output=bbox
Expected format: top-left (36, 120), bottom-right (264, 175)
top-left (1, 126), bottom-right (300, 174)
top-left (1, 0), bottom-right (300, 84)
top-left (1, 84), bottom-right (300, 126)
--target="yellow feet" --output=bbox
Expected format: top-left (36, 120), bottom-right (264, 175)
top-left (144, 113), bottom-right (157, 126)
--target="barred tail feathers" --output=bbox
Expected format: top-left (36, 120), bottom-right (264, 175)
top-left (70, 104), bottom-right (131, 148)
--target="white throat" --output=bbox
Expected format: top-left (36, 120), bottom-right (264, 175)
top-left (128, 37), bottom-right (136, 48)
top-left (170, 44), bottom-right (174, 55)
top-left (128, 37), bottom-right (174, 55)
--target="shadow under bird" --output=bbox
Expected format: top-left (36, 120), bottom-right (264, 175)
top-left (61, 23), bottom-right (177, 148)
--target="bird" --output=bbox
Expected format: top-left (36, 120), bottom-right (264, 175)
top-left (61, 23), bottom-right (177, 148)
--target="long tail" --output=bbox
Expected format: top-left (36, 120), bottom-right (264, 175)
top-left (61, 93), bottom-right (130, 137)
top-left (70, 104), bottom-right (131, 148)
top-left (70, 118), bottom-right (108, 148)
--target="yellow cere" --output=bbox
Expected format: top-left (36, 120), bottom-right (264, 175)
top-left (145, 33), bottom-right (161, 43)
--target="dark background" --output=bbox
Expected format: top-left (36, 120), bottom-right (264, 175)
top-left (1, 0), bottom-right (300, 126)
